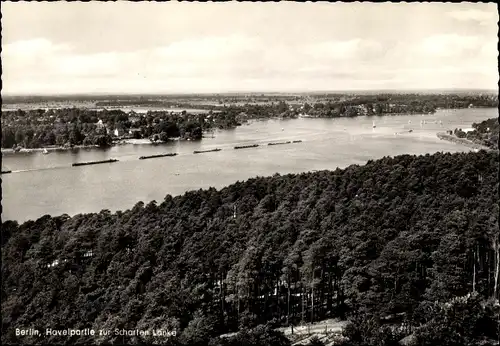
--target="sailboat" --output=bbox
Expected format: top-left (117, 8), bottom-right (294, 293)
top-left (372, 121), bottom-right (376, 128)
top-left (42, 148), bottom-right (49, 155)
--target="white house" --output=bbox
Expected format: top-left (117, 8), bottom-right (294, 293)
top-left (113, 128), bottom-right (125, 137)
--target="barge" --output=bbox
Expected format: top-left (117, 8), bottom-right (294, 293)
top-left (1, 170), bottom-right (12, 174)
top-left (292, 140), bottom-right (303, 143)
top-left (72, 159), bottom-right (119, 167)
top-left (234, 144), bottom-right (259, 149)
top-left (193, 148), bottom-right (222, 154)
top-left (268, 141), bottom-right (291, 146)
top-left (139, 153), bottom-right (177, 160)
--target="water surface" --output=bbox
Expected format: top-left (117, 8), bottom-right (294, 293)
top-left (2, 108), bottom-right (496, 222)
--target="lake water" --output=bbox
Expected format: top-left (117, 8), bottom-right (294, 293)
top-left (2, 108), bottom-right (497, 222)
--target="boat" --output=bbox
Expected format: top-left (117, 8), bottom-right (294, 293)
top-left (281, 128), bottom-right (284, 131)
top-left (193, 148), bottom-right (222, 154)
top-left (1, 170), bottom-right (12, 174)
top-left (42, 148), bottom-right (49, 154)
top-left (408, 129), bottom-right (413, 133)
top-left (234, 144), bottom-right (259, 149)
top-left (268, 141), bottom-right (291, 146)
top-left (139, 153), bottom-right (177, 160)
top-left (292, 140), bottom-right (303, 143)
top-left (72, 159), bottom-right (119, 167)
top-left (372, 121), bottom-right (376, 128)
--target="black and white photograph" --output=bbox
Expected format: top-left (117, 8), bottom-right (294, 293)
top-left (1, 1), bottom-right (499, 345)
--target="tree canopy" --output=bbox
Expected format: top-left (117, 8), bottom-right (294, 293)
top-left (2, 150), bottom-right (499, 345)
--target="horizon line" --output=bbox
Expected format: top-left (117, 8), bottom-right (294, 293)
top-left (2, 87), bottom-right (498, 98)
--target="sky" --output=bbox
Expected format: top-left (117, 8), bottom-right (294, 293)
top-left (1, 2), bottom-right (498, 95)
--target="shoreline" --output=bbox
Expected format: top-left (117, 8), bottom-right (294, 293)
top-left (1, 145), bottom-right (100, 155)
top-left (1, 137), bottom-right (197, 154)
top-left (436, 132), bottom-right (494, 151)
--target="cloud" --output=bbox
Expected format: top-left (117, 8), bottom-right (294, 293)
top-left (1, 32), bottom-right (497, 94)
top-left (155, 35), bottom-right (261, 60)
top-left (306, 39), bottom-right (383, 61)
top-left (2, 35), bottom-right (264, 81)
top-left (2, 38), bottom-right (71, 56)
top-left (2, 39), bottom-right (73, 81)
top-left (448, 9), bottom-right (497, 25)
top-left (479, 41), bottom-right (498, 60)
top-left (56, 52), bottom-right (124, 77)
top-left (420, 34), bottom-right (484, 58)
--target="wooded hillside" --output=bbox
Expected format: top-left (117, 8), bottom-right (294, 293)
top-left (2, 150), bottom-right (499, 345)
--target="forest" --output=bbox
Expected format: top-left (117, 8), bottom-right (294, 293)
top-left (454, 117), bottom-right (499, 150)
top-left (191, 93), bottom-right (498, 120)
top-left (2, 150), bottom-right (499, 345)
top-left (299, 93), bottom-right (498, 118)
top-left (1, 108), bottom-right (240, 149)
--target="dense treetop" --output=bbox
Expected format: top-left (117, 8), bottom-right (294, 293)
top-left (1, 108), bottom-right (239, 149)
top-left (2, 150), bottom-right (499, 345)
